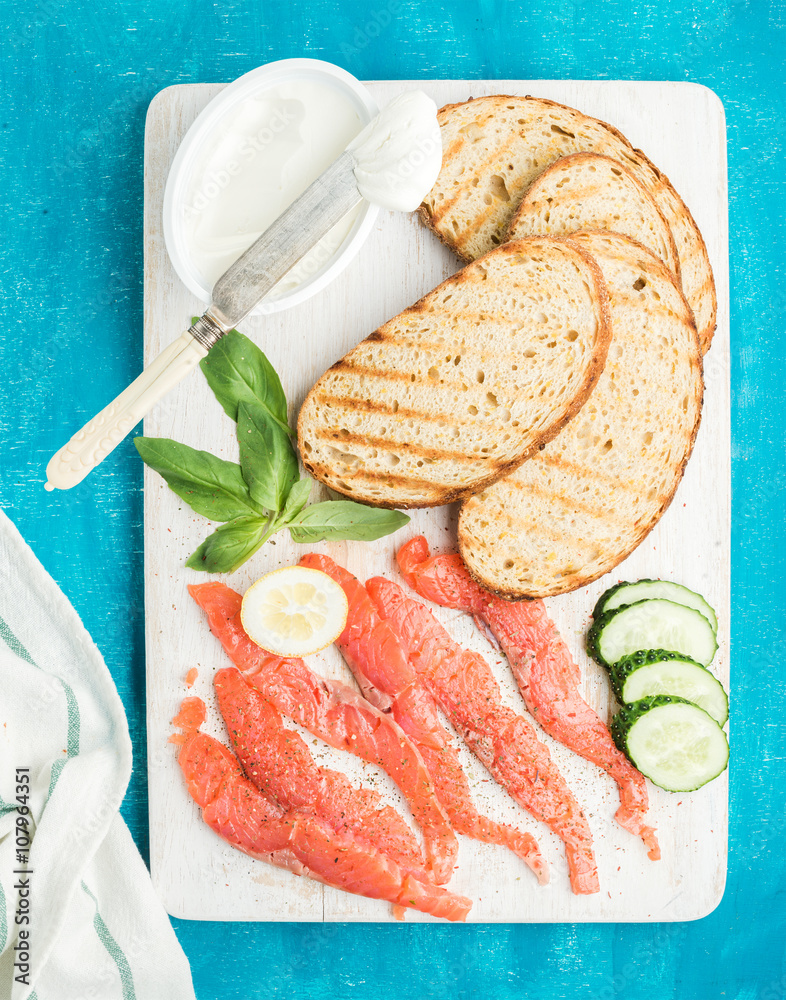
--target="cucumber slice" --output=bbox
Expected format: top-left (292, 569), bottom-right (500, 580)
top-left (593, 579), bottom-right (718, 635)
top-left (611, 695), bottom-right (729, 792)
top-left (587, 599), bottom-right (718, 668)
top-left (610, 649), bottom-right (728, 726)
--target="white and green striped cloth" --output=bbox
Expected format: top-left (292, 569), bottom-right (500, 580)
top-left (0, 510), bottom-right (195, 1000)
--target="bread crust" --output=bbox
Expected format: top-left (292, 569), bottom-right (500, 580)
top-left (419, 94), bottom-right (716, 353)
top-left (507, 151), bottom-right (681, 282)
top-left (457, 231), bottom-right (704, 600)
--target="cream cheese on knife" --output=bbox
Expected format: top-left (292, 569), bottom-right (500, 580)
top-left (349, 90), bottom-right (442, 211)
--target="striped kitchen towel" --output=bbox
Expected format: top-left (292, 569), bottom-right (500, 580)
top-left (0, 509), bottom-right (195, 1000)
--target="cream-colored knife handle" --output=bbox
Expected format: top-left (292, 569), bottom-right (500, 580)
top-left (45, 331), bottom-right (208, 491)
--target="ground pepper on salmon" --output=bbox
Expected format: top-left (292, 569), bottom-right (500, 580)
top-left (188, 582), bottom-right (457, 885)
top-left (396, 536), bottom-right (660, 860)
top-left (300, 551), bottom-right (549, 884)
top-left (365, 574), bottom-right (600, 896)
top-left (174, 720), bottom-right (472, 921)
top-left (214, 664), bottom-right (431, 881)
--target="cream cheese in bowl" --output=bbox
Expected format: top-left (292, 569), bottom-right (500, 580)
top-left (164, 60), bottom-right (380, 314)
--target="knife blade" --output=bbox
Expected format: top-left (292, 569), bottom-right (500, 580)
top-left (199, 150), bottom-right (361, 340)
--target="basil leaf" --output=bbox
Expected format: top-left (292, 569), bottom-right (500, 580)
top-left (134, 436), bottom-right (264, 521)
top-left (287, 501), bottom-right (410, 543)
top-left (186, 516), bottom-right (270, 573)
top-left (237, 401), bottom-right (299, 513)
top-left (278, 477), bottom-right (312, 524)
top-left (200, 329), bottom-right (293, 436)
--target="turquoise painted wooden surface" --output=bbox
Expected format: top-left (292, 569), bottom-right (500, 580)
top-left (0, 0), bottom-right (783, 996)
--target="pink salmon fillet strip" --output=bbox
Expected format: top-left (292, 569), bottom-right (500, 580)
top-left (214, 665), bottom-right (431, 881)
top-left (176, 722), bottom-right (471, 921)
top-left (397, 537), bottom-right (660, 861)
top-left (188, 582), bottom-right (457, 885)
top-left (365, 574), bottom-right (600, 895)
top-left (300, 552), bottom-right (548, 885)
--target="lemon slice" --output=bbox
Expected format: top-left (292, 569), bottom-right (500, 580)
top-left (240, 566), bottom-right (349, 657)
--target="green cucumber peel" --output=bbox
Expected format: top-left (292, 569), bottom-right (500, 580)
top-left (587, 599), bottom-right (717, 669)
top-left (611, 695), bottom-right (729, 792)
top-left (593, 578), bottom-right (718, 635)
top-left (608, 648), bottom-right (691, 698)
top-left (610, 694), bottom-right (693, 755)
top-left (609, 649), bottom-right (728, 726)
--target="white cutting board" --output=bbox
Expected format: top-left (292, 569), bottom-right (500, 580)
top-left (143, 80), bottom-right (729, 922)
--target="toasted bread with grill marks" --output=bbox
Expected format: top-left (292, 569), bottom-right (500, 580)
top-left (458, 232), bottom-right (703, 599)
top-left (418, 95), bottom-right (716, 353)
top-left (507, 152), bottom-right (680, 278)
top-left (297, 237), bottom-right (611, 509)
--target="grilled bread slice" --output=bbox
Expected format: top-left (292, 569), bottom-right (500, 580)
top-left (419, 95), bottom-right (716, 353)
top-left (507, 152), bottom-right (680, 277)
top-left (458, 232), bottom-right (703, 599)
top-left (298, 237), bottom-right (611, 509)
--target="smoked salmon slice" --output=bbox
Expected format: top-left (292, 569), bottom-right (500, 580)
top-left (188, 582), bottom-right (457, 885)
top-left (397, 537), bottom-right (660, 861)
top-left (214, 664), bottom-right (430, 881)
top-left (300, 552), bottom-right (548, 884)
top-left (175, 718), bottom-right (471, 921)
top-left (169, 695), bottom-right (207, 744)
top-left (365, 575), bottom-right (600, 895)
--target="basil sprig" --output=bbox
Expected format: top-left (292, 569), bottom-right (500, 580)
top-left (237, 400), bottom-right (299, 511)
top-left (200, 329), bottom-right (293, 436)
top-left (135, 328), bottom-right (409, 572)
top-left (287, 501), bottom-right (411, 543)
top-left (134, 438), bottom-right (264, 521)
top-left (186, 516), bottom-right (270, 574)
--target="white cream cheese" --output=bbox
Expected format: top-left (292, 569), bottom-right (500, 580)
top-left (181, 84), bottom-right (442, 299)
top-left (348, 90), bottom-right (442, 212)
top-left (182, 79), bottom-right (366, 297)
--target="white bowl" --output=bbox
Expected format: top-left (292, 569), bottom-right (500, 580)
top-left (163, 59), bottom-right (380, 315)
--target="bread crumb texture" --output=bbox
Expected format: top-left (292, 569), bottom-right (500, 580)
top-left (420, 95), bottom-right (716, 353)
top-left (458, 232), bottom-right (703, 599)
top-left (298, 237), bottom-right (611, 508)
top-left (507, 152), bottom-right (680, 279)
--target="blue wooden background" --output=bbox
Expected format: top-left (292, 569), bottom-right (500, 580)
top-left (1, 0), bottom-right (784, 997)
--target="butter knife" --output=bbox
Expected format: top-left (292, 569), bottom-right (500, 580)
top-left (45, 150), bottom-right (361, 491)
